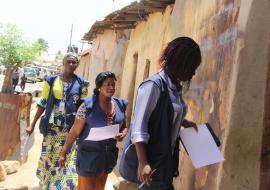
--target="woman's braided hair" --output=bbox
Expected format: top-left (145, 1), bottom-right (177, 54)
top-left (159, 37), bottom-right (201, 87)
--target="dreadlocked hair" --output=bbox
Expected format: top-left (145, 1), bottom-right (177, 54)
top-left (159, 37), bottom-right (201, 85)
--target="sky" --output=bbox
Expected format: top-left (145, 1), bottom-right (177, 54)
top-left (0, 0), bottom-right (134, 58)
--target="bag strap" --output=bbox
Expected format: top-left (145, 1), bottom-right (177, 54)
top-left (64, 75), bottom-right (85, 100)
top-left (85, 96), bottom-right (127, 116)
top-left (85, 96), bottom-right (97, 115)
top-left (113, 98), bottom-right (127, 114)
top-left (64, 76), bottom-right (77, 100)
top-left (43, 76), bottom-right (57, 121)
top-left (77, 76), bottom-right (88, 98)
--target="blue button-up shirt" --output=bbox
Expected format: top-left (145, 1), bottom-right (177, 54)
top-left (131, 70), bottom-right (188, 151)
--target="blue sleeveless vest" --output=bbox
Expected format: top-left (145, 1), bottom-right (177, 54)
top-left (46, 74), bottom-right (86, 128)
top-left (119, 73), bottom-right (179, 188)
top-left (76, 96), bottom-right (128, 176)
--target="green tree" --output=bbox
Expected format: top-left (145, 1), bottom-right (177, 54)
top-left (0, 24), bottom-right (42, 93)
top-left (36, 38), bottom-right (49, 54)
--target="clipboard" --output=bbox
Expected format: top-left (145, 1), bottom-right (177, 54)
top-left (205, 123), bottom-right (221, 147)
top-left (179, 123), bottom-right (224, 168)
top-left (180, 123), bottom-right (221, 154)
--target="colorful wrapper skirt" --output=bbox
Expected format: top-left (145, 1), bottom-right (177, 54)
top-left (36, 126), bottom-right (78, 190)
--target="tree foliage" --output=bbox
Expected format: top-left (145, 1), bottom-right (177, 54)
top-left (36, 38), bottom-right (49, 54)
top-left (0, 23), bottom-right (49, 93)
top-left (0, 24), bottom-right (43, 67)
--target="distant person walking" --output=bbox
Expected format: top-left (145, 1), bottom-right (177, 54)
top-left (26, 53), bottom-right (89, 189)
top-left (12, 67), bottom-right (20, 91)
top-left (20, 74), bottom-right (27, 91)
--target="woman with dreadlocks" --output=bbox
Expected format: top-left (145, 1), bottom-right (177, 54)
top-left (120, 37), bottom-right (202, 190)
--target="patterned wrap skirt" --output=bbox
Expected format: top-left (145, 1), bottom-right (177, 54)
top-left (36, 126), bottom-right (78, 190)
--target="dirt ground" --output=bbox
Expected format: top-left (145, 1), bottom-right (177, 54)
top-left (0, 101), bottom-right (115, 190)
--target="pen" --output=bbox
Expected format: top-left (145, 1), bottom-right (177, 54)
top-left (137, 169), bottom-right (157, 190)
top-left (137, 182), bottom-right (145, 189)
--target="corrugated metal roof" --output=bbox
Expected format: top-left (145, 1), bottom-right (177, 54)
top-left (83, 0), bottom-right (175, 42)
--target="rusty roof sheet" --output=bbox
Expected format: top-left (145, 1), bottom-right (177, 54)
top-left (83, 0), bottom-right (174, 42)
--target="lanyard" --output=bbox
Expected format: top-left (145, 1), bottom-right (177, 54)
top-left (60, 74), bottom-right (77, 101)
top-left (59, 75), bottom-right (77, 127)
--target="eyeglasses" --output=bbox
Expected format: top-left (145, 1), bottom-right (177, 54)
top-left (66, 60), bottom-right (78, 65)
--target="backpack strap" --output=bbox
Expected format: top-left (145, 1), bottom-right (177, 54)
top-left (84, 96), bottom-right (97, 115)
top-left (47, 74), bottom-right (88, 96)
top-left (84, 96), bottom-right (128, 116)
top-left (40, 75), bottom-right (57, 136)
top-left (77, 76), bottom-right (83, 96)
top-left (76, 75), bottom-right (83, 85)
top-left (75, 75), bottom-right (89, 96)
top-left (113, 97), bottom-right (128, 114)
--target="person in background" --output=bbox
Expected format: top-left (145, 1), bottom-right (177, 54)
top-left (26, 52), bottom-right (89, 189)
top-left (20, 74), bottom-right (27, 91)
top-left (12, 67), bottom-right (20, 91)
top-left (120, 37), bottom-right (202, 190)
top-left (59, 71), bottom-right (128, 190)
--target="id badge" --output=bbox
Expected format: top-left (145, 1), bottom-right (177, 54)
top-left (57, 119), bottom-right (62, 126)
top-left (59, 101), bottom-right (65, 112)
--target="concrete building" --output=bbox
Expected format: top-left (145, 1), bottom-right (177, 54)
top-left (78, 0), bottom-right (270, 189)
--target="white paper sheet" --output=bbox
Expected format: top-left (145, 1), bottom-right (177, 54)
top-left (22, 133), bottom-right (35, 156)
top-left (84, 124), bottom-right (120, 141)
top-left (20, 119), bottom-right (35, 157)
top-left (179, 124), bottom-right (224, 169)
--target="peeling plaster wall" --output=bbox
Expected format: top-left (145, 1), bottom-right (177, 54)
top-left (81, 29), bottom-right (130, 96)
top-left (119, 0), bottom-right (270, 189)
top-left (87, 30), bottom-right (115, 95)
top-left (120, 6), bottom-right (173, 125)
top-left (76, 50), bottom-right (91, 83)
top-left (218, 1), bottom-right (270, 189)
top-left (79, 0), bottom-right (269, 189)
top-left (168, 1), bottom-right (243, 189)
